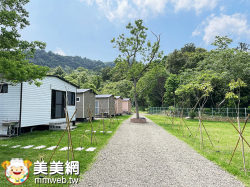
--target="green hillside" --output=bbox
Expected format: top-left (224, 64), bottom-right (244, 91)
top-left (28, 49), bottom-right (115, 70)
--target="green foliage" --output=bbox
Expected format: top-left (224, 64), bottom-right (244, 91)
top-left (189, 110), bottom-right (196, 119)
top-left (165, 43), bottom-right (207, 75)
top-left (92, 75), bottom-right (102, 90)
top-left (111, 19), bottom-right (163, 118)
top-left (164, 74), bottom-right (179, 107)
top-left (181, 43), bottom-right (196, 53)
top-left (101, 67), bottom-right (112, 81)
top-left (0, 0), bottom-right (50, 86)
top-left (53, 66), bottom-right (66, 78)
top-left (28, 49), bottom-right (114, 70)
top-left (247, 106), bottom-right (250, 112)
top-left (225, 78), bottom-right (247, 116)
top-left (211, 35), bottom-right (233, 50)
top-left (100, 80), bottom-right (133, 98)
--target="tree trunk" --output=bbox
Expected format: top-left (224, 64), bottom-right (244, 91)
top-left (174, 94), bottom-right (176, 108)
top-left (133, 78), bottom-right (139, 119)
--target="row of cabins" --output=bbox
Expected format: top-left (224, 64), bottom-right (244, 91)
top-left (0, 76), bottom-right (131, 136)
top-left (76, 90), bottom-right (131, 121)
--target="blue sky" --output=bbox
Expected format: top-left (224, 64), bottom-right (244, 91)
top-left (20, 0), bottom-right (250, 62)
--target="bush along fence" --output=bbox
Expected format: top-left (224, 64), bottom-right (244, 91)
top-left (149, 107), bottom-right (250, 120)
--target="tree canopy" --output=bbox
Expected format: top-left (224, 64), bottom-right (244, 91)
top-left (111, 19), bottom-right (163, 118)
top-left (0, 0), bottom-right (49, 86)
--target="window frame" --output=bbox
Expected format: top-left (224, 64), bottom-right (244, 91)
top-left (51, 89), bottom-right (66, 119)
top-left (76, 97), bottom-right (80, 102)
top-left (67, 91), bottom-right (75, 106)
top-left (0, 84), bottom-right (8, 93)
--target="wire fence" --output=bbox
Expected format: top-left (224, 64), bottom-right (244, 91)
top-left (149, 107), bottom-right (250, 119)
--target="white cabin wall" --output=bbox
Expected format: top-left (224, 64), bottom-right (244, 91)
top-left (0, 84), bottom-right (21, 121)
top-left (21, 76), bottom-right (76, 127)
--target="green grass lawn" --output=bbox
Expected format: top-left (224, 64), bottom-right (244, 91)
top-left (0, 114), bottom-right (132, 187)
top-left (146, 114), bottom-right (250, 187)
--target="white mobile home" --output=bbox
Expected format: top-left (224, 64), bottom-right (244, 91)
top-left (76, 89), bottom-right (96, 121)
top-left (0, 75), bottom-right (78, 136)
top-left (95, 95), bottom-right (115, 117)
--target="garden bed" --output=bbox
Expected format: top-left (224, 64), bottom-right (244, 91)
top-left (130, 117), bottom-right (146, 123)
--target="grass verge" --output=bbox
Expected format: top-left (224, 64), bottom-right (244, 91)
top-left (146, 114), bottom-right (250, 187)
top-left (0, 114), bottom-right (132, 187)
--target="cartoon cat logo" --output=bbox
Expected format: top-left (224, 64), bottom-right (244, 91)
top-left (1, 158), bottom-right (32, 185)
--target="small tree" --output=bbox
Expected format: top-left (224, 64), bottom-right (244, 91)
top-left (111, 19), bottom-right (163, 119)
top-left (176, 71), bottom-right (218, 149)
top-left (225, 78), bottom-right (248, 175)
top-left (225, 78), bottom-right (247, 117)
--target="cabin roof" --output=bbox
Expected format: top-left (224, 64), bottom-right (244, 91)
top-left (77, 89), bottom-right (97, 95)
top-left (123, 98), bottom-right (130, 101)
top-left (95, 94), bottom-right (113, 98)
top-left (115, 96), bottom-right (123, 99)
top-left (47, 75), bottom-right (79, 88)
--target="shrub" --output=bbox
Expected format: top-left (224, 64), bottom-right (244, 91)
top-left (247, 106), bottom-right (250, 112)
top-left (189, 110), bottom-right (196, 119)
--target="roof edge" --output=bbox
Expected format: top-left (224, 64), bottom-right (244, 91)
top-left (47, 75), bottom-right (79, 88)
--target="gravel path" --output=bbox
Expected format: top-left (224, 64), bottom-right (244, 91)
top-left (72, 114), bottom-right (245, 187)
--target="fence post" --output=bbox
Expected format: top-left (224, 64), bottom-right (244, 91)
top-left (212, 108), bottom-right (213, 118)
top-left (227, 107), bottom-right (228, 117)
top-left (245, 107), bottom-right (246, 119)
top-left (187, 108), bottom-right (189, 117)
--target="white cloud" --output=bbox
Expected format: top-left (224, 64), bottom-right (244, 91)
top-left (192, 28), bottom-right (201, 36)
top-left (220, 6), bottom-right (225, 12)
top-left (193, 13), bottom-right (250, 45)
top-left (171, 0), bottom-right (218, 14)
top-left (133, 0), bottom-right (168, 14)
top-left (78, 0), bottom-right (94, 5)
top-left (94, 0), bottom-right (136, 22)
top-left (79, 0), bottom-right (219, 22)
top-left (54, 48), bottom-right (67, 56)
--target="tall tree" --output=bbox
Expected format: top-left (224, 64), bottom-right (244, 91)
top-left (111, 19), bottom-right (163, 119)
top-left (164, 74), bottom-right (179, 107)
top-left (101, 67), bottom-right (112, 81)
top-left (197, 36), bottom-right (250, 107)
top-left (0, 0), bottom-right (49, 86)
top-left (53, 66), bottom-right (66, 78)
top-left (181, 43), bottom-right (196, 53)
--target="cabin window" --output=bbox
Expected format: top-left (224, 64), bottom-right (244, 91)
top-left (76, 97), bottom-right (80, 102)
top-left (51, 90), bottom-right (66, 119)
top-left (95, 101), bottom-right (99, 115)
top-left (0, 84), bottom-right (8, 93)
top-left (68, 92), bottom-right (75, 105)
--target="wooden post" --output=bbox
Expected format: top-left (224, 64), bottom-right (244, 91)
top-left (227, 115), bottom-right (250, 176)
top-left (237, 117), bottom-right (246, 175)
top-left (49, 109), bottom-right (77, 164)
top-left (199, 110), bottom-right (203, 149)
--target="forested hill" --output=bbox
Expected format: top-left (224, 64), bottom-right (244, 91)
top-left (28, 49), bottom-right (115, 70)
